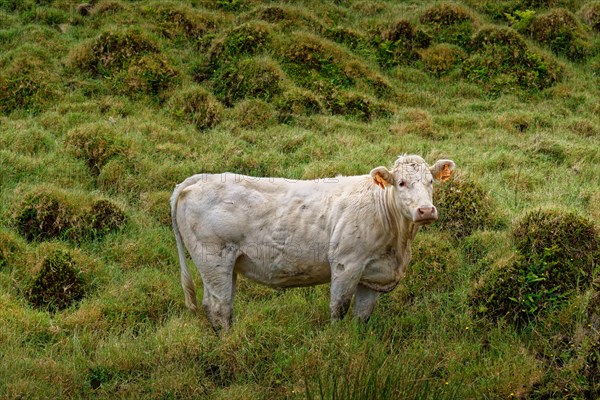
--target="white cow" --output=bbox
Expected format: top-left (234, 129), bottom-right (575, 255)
top-left (171, 155), bottom-right (455, 332)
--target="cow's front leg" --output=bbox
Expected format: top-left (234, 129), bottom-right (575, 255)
top-left (353, 284), bottom-right (379, 323)
top-left (329, 262), bottom-right (361, 321)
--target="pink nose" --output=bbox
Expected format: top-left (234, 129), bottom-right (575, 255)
top-left (416, 206), bottom-right (438, 222)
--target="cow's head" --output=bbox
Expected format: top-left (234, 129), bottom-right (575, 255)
top-left (370, 155), bottom-right (455, 225)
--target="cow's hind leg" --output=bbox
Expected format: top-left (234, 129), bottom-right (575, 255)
top-left (191, 243), bottom-right (239, 333)
top-left (353, 284), bottom-right (379, 323)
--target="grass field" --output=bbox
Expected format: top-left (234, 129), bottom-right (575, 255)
top-left (0, 0), bottom-right (599, 398)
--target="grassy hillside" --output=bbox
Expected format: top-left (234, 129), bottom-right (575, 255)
top-left (1, 0), bottom-right (599, 398)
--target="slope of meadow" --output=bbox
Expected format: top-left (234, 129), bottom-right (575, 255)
top-left (0, 0), bottom-right (599, 398)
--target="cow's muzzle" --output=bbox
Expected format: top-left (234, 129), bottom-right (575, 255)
top-left (414, 206), bottom-right (438, 224)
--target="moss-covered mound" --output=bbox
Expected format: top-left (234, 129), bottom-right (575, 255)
top-left (433, 174), bottom-right (497, 239)
top-left (14, 186), bottom-right (127, 242)
top-left (462, 25), bottom-right (564, 93)
top-left (27, 248), bottom-right (86, 311)
top-left (167, 85), bottom-right (224, 130)
top-left (528, 8), bottom-right (592, 61)
top-left (471, 209), bottom-right (598, 327)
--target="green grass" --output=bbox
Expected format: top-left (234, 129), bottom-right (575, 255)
top-left (1, 0), bottom-right (599, 398)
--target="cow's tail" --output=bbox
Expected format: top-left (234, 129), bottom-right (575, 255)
top-left (171, 175), bottom-right (204, 313)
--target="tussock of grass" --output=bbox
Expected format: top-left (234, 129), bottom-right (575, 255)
top-left (13, 185), bottom-right (127, 242)
top-left (419, 2), bottom-right (478, 47)
top-left (463, 25), bottom-right (565, 93)
top-left (65, 121), bottom-right (134, 176)
top-left (26, 246), bottom-right (86, 312)
top-left (213, 56), bottom-right (286, 105)
top-left (433, 174), bottom-right (499, 239)
top-left (167, 85), bottom-right (224, 130)
top-left (0, 49), bottom-right (59, 114)
top-left (420, 43), bottom-right (466, 76)
top-left (376, 19), bottom-right (431, 66)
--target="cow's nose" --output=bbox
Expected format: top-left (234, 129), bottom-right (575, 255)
top-left (417, 206), bottom-right (437, 222)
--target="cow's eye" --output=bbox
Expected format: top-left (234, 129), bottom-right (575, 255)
top-left (399, 180), bottom-right (406, 187)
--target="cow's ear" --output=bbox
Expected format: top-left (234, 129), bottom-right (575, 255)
top-left (370, 167), bottom-right (395, 189)
top-left (430, 160), bottom-right (455, 182)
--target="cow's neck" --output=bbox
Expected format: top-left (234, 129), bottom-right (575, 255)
top-left (375, 186), bottom-right (420, 255)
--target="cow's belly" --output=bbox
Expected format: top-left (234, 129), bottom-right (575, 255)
top-left (234, 243), bottom-right (332, 288)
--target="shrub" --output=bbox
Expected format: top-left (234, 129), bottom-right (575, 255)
top-left (419, 2), bottom-right (477, 46)
top-left (433, 174), bottom-right (497, 239)
top-left (471, 209), bottom-right (598, 328)
top-left (420, 43), bottom-right (466, 76)
top-left (167, 85), bottom-right (223, 130)
top-left (0, 52), bottom-right (58, 114)
top-left (27, 248), bottom-right (86, 311)
top-left (528, 8), bottom-right (592, 61)
top-left (14, 186), bottom-right (127, 242)
top-left (213, 56), bottom-right (286, 105)
top-left (579, 1), bottom-right (600, 32)
top-left (65, 122), bottom-right (133, 176)
top-left (377, 19), bottom-right (431, 66)
top-left (463, 25), bottom-right (564, 93)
